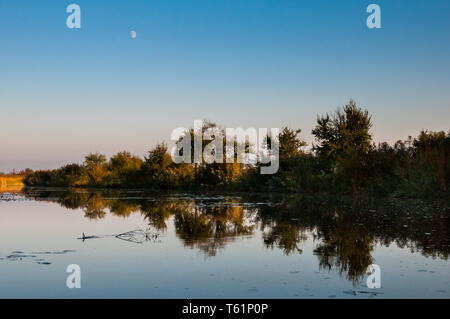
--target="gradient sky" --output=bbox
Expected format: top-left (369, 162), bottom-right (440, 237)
top-left (1, 0), bottom-right (449, 171)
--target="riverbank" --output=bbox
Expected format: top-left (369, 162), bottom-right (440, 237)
top-left (0, 176), bottom-right (24, 193)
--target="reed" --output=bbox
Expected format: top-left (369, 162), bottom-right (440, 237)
top-left (0, 176), bottom-right (24, 192)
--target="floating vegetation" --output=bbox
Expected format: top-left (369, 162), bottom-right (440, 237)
top-left (0, 193), bottom-right (28, 202)
top-left (6, 254), bottom-right (36, 261)
top-left (29, 250), bottom-right (76, 255)
top-left (1, 249), bottom-right (76, 265)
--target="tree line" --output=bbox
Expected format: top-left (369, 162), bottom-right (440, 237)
top-left (23, 100), bottom-right (450, 197)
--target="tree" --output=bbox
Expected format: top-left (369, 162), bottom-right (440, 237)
top-left (177, 121), bottom-right (245, 187)
top-left (141, 143), bottom-right (174, 188)
top-left (144, 143), bottom-right (172, 173)
top-left (107, 151), bottom-right (143, 187)
top-left (259, 127), bottom-right (308, 192)
top-left (410, 130), bottom-right (450, 194)
top-left (312, 100), bottom-right (373, 194)
top-left (312, 99), bottom-right (372, 163)
top-left (84, 153), bottom-right (107, 186)
top-left (278, 127), bottom-right (306, 160)
top-left (58, 163), bottom-right (88, 186)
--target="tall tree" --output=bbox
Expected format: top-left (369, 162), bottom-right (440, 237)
top-left (312, 100), bottom-right (373, 194)
top-left (312, 99), bottom-right (372, 162)
top-left (278, 127), bottom-right (306, 160)
top-left (84, 153), bottom-right (107, 186)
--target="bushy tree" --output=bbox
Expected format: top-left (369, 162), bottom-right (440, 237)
top-left (106, 151), bottom-right (143, 187)
top-left (312, 99), bottom-right (372, 163)
top-left (84, 153), bottom-right (108, 186)
top-left (408, 130), bottom-right (450, 195)
top-left (278, 127), bottom-right (306, 160)
top-left (312, 100), bottom-right (373, 194)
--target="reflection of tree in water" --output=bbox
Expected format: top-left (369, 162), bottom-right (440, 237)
top-left (314, 225), bottom-right (374, 285)
top-left (25, 189), bottom-right (450, 284)
top-left (254, 194), bottom-right (449, 284)
top-left (41, 190), bottom-right (140, 219)
top-left (263, 223), bottom-right (307, 255)
top-left (140, 200), bottom-right (175, 231)
top-left (83, 193), bottom-right (107, 220)
top-left (174, 201), bottom-right (255, 257)
top-left (109, 200), bottom-right (140, 217)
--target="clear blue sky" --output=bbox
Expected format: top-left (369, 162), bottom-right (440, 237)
top-left (1, 0), bottom-right (449, 171)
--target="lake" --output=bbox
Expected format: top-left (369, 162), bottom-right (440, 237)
top-left (0, 188), bottom-right (449, 298)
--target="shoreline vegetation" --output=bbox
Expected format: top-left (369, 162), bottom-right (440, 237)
top-left (7, 100), bottom-right (449, 198)
top-left (0, 174), bottom-right (24, 192)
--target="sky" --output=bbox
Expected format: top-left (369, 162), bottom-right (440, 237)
top-left (1, 0), bottom-right (449, 171)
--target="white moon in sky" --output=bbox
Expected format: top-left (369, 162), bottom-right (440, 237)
top-left (130, 30), bottom-right (137, 39)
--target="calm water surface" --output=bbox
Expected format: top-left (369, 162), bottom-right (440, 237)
top-left (0, 189), bottom-right (449, 298)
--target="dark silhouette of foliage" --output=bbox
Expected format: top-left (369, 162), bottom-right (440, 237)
top-left (22, 100), bottom-right (449, 198)
top-left (312, 99), bottom-right (372, 162)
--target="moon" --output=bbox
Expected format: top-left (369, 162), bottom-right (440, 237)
top-left (130, 30), bottom-right (137, 39)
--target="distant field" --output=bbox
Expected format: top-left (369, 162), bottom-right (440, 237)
top-left (0, 176), bottom-right (24, 192)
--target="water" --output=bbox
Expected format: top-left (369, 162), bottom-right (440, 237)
top-left (0, 188), bottom-right (449, 298)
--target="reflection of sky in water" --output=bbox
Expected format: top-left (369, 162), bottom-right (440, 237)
top-left (0, 199), bottom-right (449, 299)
